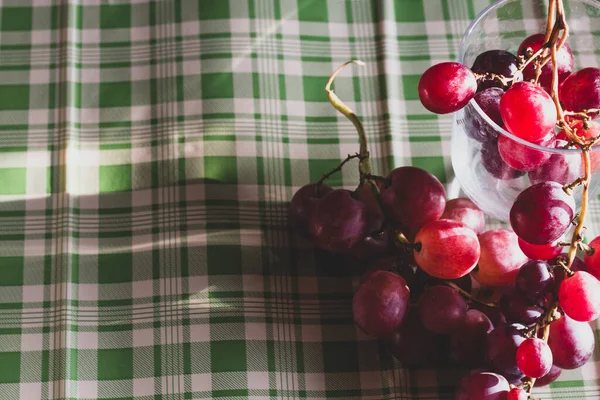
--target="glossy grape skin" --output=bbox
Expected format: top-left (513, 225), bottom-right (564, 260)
top-left (497, 131), bottom-right (554, 172)
top-left (547, 315), bottom-right (595, 369)
top-left (353, 270), bottom-right (410, 338)
top-left (471, 50), bottom-right (520, 91)
top-left (516, 337), bottom-right (553, 378)
top-left (418, 62), bottom-right (477, 114)
top-left (464, 88), bottom-right (504, 143)
top-left (480, 139), bottom-right (525, 180)
top-left (507, 387), bottom-right (528, 400)
top-left (472, 229), bottom-right (529, 287)
top-left (309, 189), bottom-right (369, 253)
top-left (413, 219), bottom-right (480, 280)
top-left (388, 310), bottom-right (440, 367)
top-left (536, 365), bottom-right (562, 386)
top-left (417, 285), bottom-right (467, 334)
top-left (518, 33), bottom-right (574, 93)
top-left (454, 372), bottom-right (510, 400)
top-left (529, 142), bottom-right (582, 186)
top-left (500, 81), bottom-right (557, 142)
top-left (289, 183), bottom-right (333, 236)
top-left (441, 198), bottom-right (485, 235)
top-left (560, 67), bottom-right (600, 112)
top-left (381, 166), bottom-right (446, 240)
top-left (449, 309), bottom-right (493, 368)
top-left (510, 181), bottom-right (576, 245)
top-left (515, 260), bottom-right (553, 300)
top-left (500, 289), bottom-right (543, 326)
top-left (484, 325), bottom-right (526, 381)
top-left (584, 235), bottom-right (600, 280)
top-left (559, 271), bottom-right (600, 322)
top-left (518, 238), bottom-right (562, 261)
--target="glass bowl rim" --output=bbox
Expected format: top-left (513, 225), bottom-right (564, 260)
top-left (458, 0), bottom-right (600, 155)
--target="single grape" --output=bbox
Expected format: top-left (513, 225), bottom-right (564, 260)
top-left (417, 285), bottom-right (468, 334)
top-left (441, 198), bottom-right (485, 235)
top-left (536, 365), bottom-right (562, 387)
top-left (388, 310), bottom-right (440, 367)
top-left (413, 219), bottom-right (480, 279)
top-left (497, 131), bottom-right (554, 172)
top-left (500, 289), bottom-right (543, 325)
top-left (518, 33), bottom-right (574, 93)
top-left (515, 260), bottom-right (553, 300)
top-left (480, 139), bottom-right (526, 180)
top-left (559, 270), bottom-right (600, 322)
top-left (472, 229), bottom-right (529, 287)
top-left (547, 314), bottom-right (595, 369)
top-left (471, 49), bottom-right (520, 91)
top-left (309, 189), bottom-right (369, 253)
top-left (484, 325), bottom-right (526, 381)
top-left (353, 270), bottom-right (410, 338)
top-left (418, 62), bottom-right (477, 114)
top-left (454, 372), bottom-right (510, 400)
top-left (506, 387), bottom-right (528, 400)
top-left (584, 235), bottom-right (600, 280)
top-left (289, 183), bottom-right (332, 235)
top-left (510, 181), bottom-right (575, 245)
top-left (517, 238), bottom-right (562, 261)
top-left (449, 309), bottom-right (493, 368)
top-left (500, 81), bottom-right (557, 143)
top-left (464, 87), bottom-right (504, 143)
top-left (381, 166), bottom-right (446, 240)
top-left (516, 337), bottom-right (553, 378)
top-left (560, 67), bottom-right (600, 112)
top-left (528, 140), bottom-right (582, 185)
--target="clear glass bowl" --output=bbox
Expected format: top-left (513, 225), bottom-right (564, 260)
top-left (451, 0), bottom-right (600, 222)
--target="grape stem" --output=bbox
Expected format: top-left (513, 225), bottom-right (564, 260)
top-left (443, 281), bottom-right (498, 308)
top-left (362, 174), bottom-right (391, 186)
top-left (316, 153), bottom-right (366, 186)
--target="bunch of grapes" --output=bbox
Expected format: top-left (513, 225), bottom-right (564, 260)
top-left (289, 1), bottom-right (600, 398)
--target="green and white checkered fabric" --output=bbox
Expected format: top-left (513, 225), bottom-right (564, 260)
top-left (0, 0), bottom-right (599, 399)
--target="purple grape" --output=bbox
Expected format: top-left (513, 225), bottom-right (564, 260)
top-left (417, 285), bottom-right (468, 334)
top-left (499, 289), bottom-right (543, 325)
top-left (547, 315), bottom-right (595, 370)
top-left (449, 309), bottom-right (494, 368)
top-left (484, 325), bottom-right (526, 381)
top-left (515, 260), bottom-right (553, 300)
top-left (454, 372), bottom-right (510, 400)
top-left (289, 183), bottom-right (332, 235)
top-left (471, 50), bottom-right (520, 91)
top-left (560, 67), bottom-right (600, 112)
top-left (464, 87), bottom-right (504, 143)
top-left (536, 365), bottom-right (562, 387)
top-left (481, 139), bottom-right (525, 180)
top-left (470, 302), bottom-right (508, 328)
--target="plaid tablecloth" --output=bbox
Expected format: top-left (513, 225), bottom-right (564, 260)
top-left (1, 0), bottom-right (599, 399)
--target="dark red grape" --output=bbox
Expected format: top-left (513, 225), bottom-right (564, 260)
top-left (536, 365), bottom-right (562, 386)
top-left (441, 198), bottom-right (485, 235)
top-left (464, 87), bottom-right (504, 143)
top-left (454, 372), bottom-right (510, 400)
top-left (480, 139), bottom-right (525, 180)
top-left (473, 229), bottom-right (529, 287)
top-left (289, 183), bottom-right (332, 235)
top-left (499, 289), bottom-right (543, 325)
top-left (559, 270), bottom-right (600, 322)
top-left (470, 302), bottom-right (507, 328)
top-left (517, 238), bottom-right (562, 261)
top-left (388, 310), bottom-right (440, 367)
top-left (309, 189), bottom-right (368, 253)
top-left (417, 285), bottom-right (468, 334)
top-left (547, 314), bottom-right (595, 369)
top-left (349, 184), bottom-right (390, 260)
top-left (560, 67), bottom-right (600, 112)
top-left (484, 325), bottom-right (526, 381)
top-left (381, 166), bottom-right (446, 239)
top-left (413, 219), bottom-right (480, 280)
top-left (510, 181), bottom-right (575, 245)
top-left (449, 309), bottom-right (493, 368)
top-left (471, 50), bottom-right (520, 91)
top-left (516, 337), bottom-right (553, 378)
top-left (500, 81), bottom-right (557, 142)
top-left (528, 140), bottom-right (582, 185)
top-left (497, 131), bottom-right (554, 172)
top-left (518, 33), bottom-right (574, 93)
top-left (418, 62), bottom-right (477, 114)
top-left (353, 270), bottom-right (410, 338)
top-left (515, 260), bottom-right (553, 300)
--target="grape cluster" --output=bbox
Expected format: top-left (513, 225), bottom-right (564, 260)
top-left (288, 17), bottom-right (600, 400)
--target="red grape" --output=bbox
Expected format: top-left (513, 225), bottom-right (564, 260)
top-left (516, 337), bottom-right (553, 378)
top-left (480, 139), bottom-right (526, 180)
top-left (449, 309), bottom-right (493, 368)
top-left (500, 289), bottom-right (543, 326)
top-left (381, 166), bottom-right (446, 240)
top-left (441, 198), bottom-right (485, 234)
top-left (454, 372), bottom-right (510, 400)
top-left (471, 50), bottom-right (520, 91)
top-left (536, 365), bottom-right (562, 386)
top-left (559, 270), bottom-right (600, 322)
top-left (507, 387), bottom-right (528, 400)
top-left (417, 285), bottom-right (467, 334)
top-left (584, 235), bottom-right (600, 280)
top-left (464, 87), bottom-right (504, 143)
top-left (352, 270), bottom-right (410, 338)
top-left (289, 183), bottom-right (332, 235)
top-left (388, 310), bottom-right (440, 367)
top-left (560, 67), bottom-right (600, 112)
top-left (564, 119), bottom-right (600, 173)
top-left (518, 238), bottom-right (562, 261)
top-left (309, 189), bottom-right (368, 253)
top-left (547, 314), bottom-right (595, 369)
top-left (418, 62), bottom-right (477, 114)
top-left (518, 33), bottom-right (574, 93)
top-left (528, 140), bottom-right (582, 185)
top-left (413, 219), bottom-right (480, 279)
top-left (472, 229), bottom-right (529, 287)
top-left (510, 181), bottom-right (575, 245)
top-left (497, 130), bottom-right (554, 172)
top-left (484, 325), bottom-right (526, 381)
top-left (515, 260), bottom-right (553, 300)
top-left (500, 81), bottom-right (557, 142)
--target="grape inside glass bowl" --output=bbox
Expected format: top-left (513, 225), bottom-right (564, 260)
top-left (451, 0), bottom-right (600, 222)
